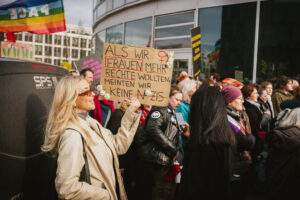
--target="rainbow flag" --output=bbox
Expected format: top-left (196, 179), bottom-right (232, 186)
top-left (0, 0), bottom-right (66, 34)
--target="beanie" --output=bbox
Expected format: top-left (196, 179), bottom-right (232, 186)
top-left (221, 85), bottom-right (242, 105)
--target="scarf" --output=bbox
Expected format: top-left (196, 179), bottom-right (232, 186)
top-left (93, 95), bottom-right (115, 125)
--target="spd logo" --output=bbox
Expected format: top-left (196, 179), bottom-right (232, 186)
top-left (33, 76), bottom-right (56, 89)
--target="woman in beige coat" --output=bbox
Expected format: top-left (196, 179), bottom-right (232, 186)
top-left (42, 76), bottom-right (141, 200)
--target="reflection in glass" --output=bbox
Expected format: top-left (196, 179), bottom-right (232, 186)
top-left (96, 1), bottom-right (106, 18)
top-left (125, 17), bottom-right (152, 47)
top-left (257, 2), bottom-right (300, 83)
top-left (96, 30), bottom-right (105, 55)
top-left (156, 25), bottom-right (193, 38)
top-left (106, 24), bottom-right (123, 44)
top-left (113, 0), bottom-right (124, 9)
top-left (156, 38), bottom-right (191, 49)
top-left (199, 3), bottom-right (256, 81)
top-left (173, 59), bottom-right (188, 79)
top-left (156, 11), bottom-right (194, 26)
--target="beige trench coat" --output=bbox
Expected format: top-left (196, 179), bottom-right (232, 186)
top-left (55, 110), bottom-right (140, 200)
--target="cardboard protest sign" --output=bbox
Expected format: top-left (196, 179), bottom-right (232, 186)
top-left (74, 53), bottom-right (102, 86)
top-left (100, 43), bottom-right (174, 106)
top-left (1, 41), bottom-right (34, 61)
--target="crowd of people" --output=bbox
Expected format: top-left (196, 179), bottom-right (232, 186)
top-left (41, 68), bottom-right (300, 200)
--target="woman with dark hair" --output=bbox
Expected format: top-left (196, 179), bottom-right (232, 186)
top-left (272, 76), bottom-right (293, 116)
top-left (178, 86), bottom-right (236, 200)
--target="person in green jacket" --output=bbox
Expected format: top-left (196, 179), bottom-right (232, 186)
top-left (272, 76), bottom-right (293, 117)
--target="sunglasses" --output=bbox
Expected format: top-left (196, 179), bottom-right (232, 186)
top-left (78, 88), bottom-right (95, 96)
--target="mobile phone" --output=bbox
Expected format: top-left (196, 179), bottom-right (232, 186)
top-left (176, 112), bottom-right (186, 132)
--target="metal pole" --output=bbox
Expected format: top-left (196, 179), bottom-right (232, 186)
top-left (252, 0), bottom-right (261, 83)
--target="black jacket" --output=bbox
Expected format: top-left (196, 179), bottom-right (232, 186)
top-left (244, 100), bottom-right (264, 156)
top-left (178, 144), bottom-right (232, 200)
top-left (266, 127), bottom-right (300, 200)
top-left (137, 105), bottom-right (179, 167)
top-left (227, 108), bottom-right (255, 177)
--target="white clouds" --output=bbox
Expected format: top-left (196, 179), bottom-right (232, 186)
top-left (63, 0), bottom-right (92, 27)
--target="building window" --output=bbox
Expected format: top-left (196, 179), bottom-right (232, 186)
top-left (64, 36), bottom-right (70, 46)
top-left (72, 49), bottom-right (78, 58)
top-left (199, 3), bottom-right (256, 81)
top-left (80, 50), bottom-right (86, 58)
top-left (16, 33), bottom-right (23, 41)
top-left (55, 35), bottom-right (62, 45)
top-left (96, 0), bottom-right (106, 18)
top-left (63, 48), bottom-right (70, 58)
top-left (45, 35), bottom-right (52, 44)
top-left (54, 59), bottom-right (61, 66)
top-left (35, 58), bottom-right (42, 62)
top-left (113, 0), bottom-right (124, 9)
top-left (81, 39), bottom-right (87, 48)
top-left (95, 30), bottom-right (105, 56)
top-left (125, 17), bottom-right (152, 47)
top-left (54, 47), bottom-right (61, 57)
top-left (72, 38), bottom-right (79, 47)
top-left (256, 2), bottom-right (300, 83)
top-left (126, 0), bottom-right (136, 3)
top-left (25, 33), bottom-right (33, 42)
top-left (106, 24), bottom-right (123, 44)
top-left (45, 46), bottom-right (52, 56)
top-left (155, 11), bottom-right (194, 49)
top-left (45, 58), bottom-right (51, 64)
top-left (35, 35), bottom-right (43, 43)
top-left (35, 45), bottom-right (43, 56)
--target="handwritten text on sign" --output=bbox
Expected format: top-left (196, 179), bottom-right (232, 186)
top-left (100, 43), bottom-right (174, 106)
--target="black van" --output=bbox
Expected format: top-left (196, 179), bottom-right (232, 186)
top-left (0, 58), bottom-right (68, 199)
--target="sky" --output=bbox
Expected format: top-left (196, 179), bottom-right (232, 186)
top-left (63, 0), bottom-right (93, 27)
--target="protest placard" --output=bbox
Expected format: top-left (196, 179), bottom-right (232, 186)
top-left (100, 43), bottom-right (174, 106)
top-left (1, 41), bottom-right (34, 61)
top-left (74, 53), bottom-right (102, 87)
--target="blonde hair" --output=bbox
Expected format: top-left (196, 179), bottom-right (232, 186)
top-left (41, 75), bottom-right (92, 156)
top-left (280, 108), bottom-right (300, 129)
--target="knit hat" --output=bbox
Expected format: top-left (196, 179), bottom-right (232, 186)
top-left (221, 85), bottom-right (242, 105)
top-left (221, 78), bottom-right (243, 87)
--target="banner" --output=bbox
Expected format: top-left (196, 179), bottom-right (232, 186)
top-left (191, 26), bottom-right (201, 77)
top-left (1, 41), bottom-right (34, 60)
top-left (0, 0), bottom-right (66, 34)
top-left (100, 43), bottom-right (174, 106)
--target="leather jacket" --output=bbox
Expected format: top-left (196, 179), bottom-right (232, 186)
top-left (137, 104), bottom-right (179, 167)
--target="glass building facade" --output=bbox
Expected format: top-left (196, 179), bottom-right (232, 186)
top-left (93, 0), bottom-right (300, 83)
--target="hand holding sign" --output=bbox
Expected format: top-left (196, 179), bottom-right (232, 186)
top-left (127, 97), bottom-right (141, 112)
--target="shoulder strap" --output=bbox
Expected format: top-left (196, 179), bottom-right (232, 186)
top-left (66, 128), bottom-right (91, 185)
